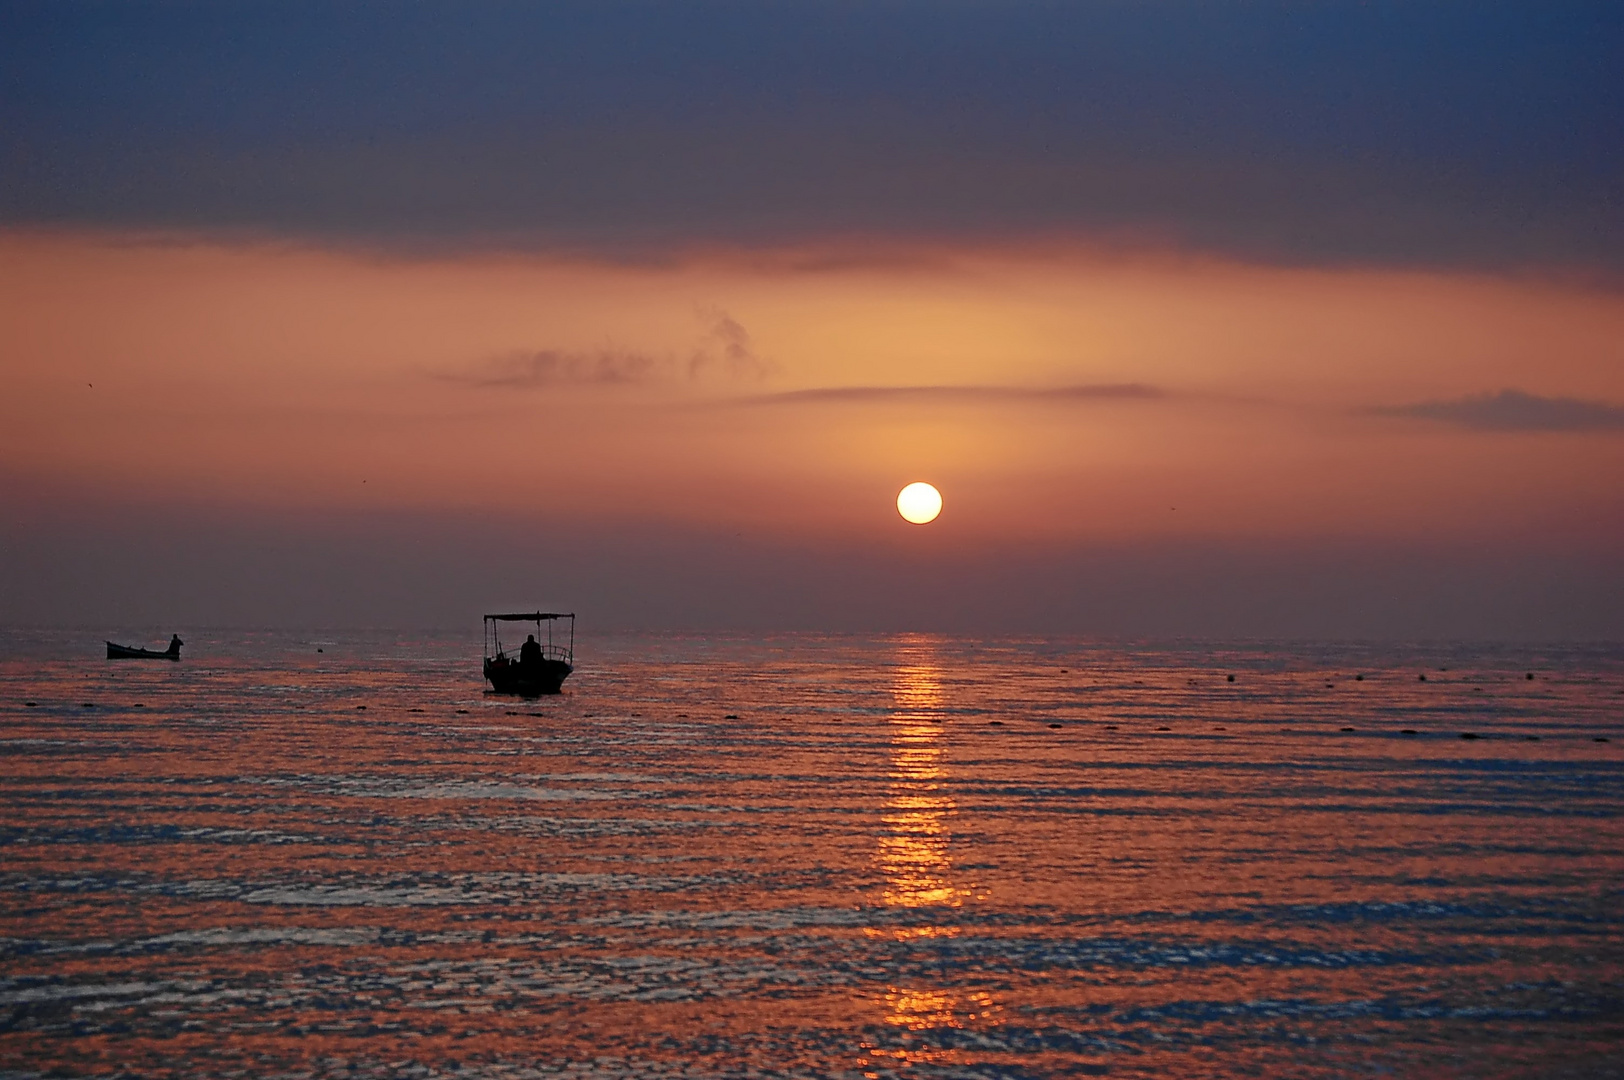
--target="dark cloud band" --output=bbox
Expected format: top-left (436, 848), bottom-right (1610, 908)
top-left (2, 2), bottom-right (1619, 271)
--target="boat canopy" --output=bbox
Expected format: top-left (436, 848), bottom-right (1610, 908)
top-left (483, 611), bottom-right (575, 670)
top-left (484, 612), bottom-right (574, 621)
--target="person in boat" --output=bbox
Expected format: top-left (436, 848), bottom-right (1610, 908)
top-left (166, 634), bottom-right (183, 657)
top-left (520, 634), bottom-right (542, 667)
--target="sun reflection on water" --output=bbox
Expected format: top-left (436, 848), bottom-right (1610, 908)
top-left (860, 649), bottom-right (1001, 1072)
top-left (872, 660), bottom-right (968, 915)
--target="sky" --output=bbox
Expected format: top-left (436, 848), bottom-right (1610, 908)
top-left (2, 1), bottom-right (1622, 637)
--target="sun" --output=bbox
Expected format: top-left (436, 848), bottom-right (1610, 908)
top-left (897, 482), bottom-right (943, 524)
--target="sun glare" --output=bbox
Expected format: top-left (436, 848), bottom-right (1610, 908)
top-left (897, 482), bottom-right (943, 525)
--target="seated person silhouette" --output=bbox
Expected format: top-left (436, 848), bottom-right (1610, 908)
top-left (519, 634), bottom-right (543, 666)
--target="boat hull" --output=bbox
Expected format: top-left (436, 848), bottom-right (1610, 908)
top-left (483, 657), bottom-right (571, 696)
top-left (107, 642), bottom-right (180, 661)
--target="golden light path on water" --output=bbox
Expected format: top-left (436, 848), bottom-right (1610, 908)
top-left (863, 650), bottom-right (999, 1073)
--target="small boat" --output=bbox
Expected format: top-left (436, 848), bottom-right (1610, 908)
top-left (483, 612), bottom-right (574, 696)
top-left (107, 635), bottom-right (183, 661)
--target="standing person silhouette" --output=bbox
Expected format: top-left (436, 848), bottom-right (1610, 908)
top-left (520, 633), bottom-right (542, 666)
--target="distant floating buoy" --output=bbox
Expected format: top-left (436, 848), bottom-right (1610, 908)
top-left (1227, 674), bottom-right (1235, 682)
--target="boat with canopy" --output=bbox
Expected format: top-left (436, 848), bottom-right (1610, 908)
top-left (483, 612), bottom-right (574, 696)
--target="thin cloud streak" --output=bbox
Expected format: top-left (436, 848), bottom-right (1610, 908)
top-left (439, 348), bottom-right (660, 388)
top-left (1377, 389), bottom-right (1624, 432)
top-left (731, 383), bottom-right (1166, 407)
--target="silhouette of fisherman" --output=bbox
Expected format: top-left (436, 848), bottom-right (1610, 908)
top-left (165, 634), bottom-right (184, 658)
top-left (520, 633), bottom-right (542, 666)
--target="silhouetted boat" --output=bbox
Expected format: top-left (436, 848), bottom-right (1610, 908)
top-left (107, 635), bottom-right (183, 661)
top-left (483, 612), bottom-right (573, 696)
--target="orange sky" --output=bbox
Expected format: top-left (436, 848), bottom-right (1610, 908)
top-left (5, 229), bottom-right (1620, 556)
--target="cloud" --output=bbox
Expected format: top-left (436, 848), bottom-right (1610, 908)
top-left (732, 383), bottom-right (1164, 407)
top-left (2, 4), bottom-right (1619, 272)
top-left (436, 310), bottom-right (771, 388)
top-left (445, 348), bottom-right (660, 387)
top-left (688, 307), bottom-right (773, 380)
top-left (1377, 389), bottom-right (1624, 432)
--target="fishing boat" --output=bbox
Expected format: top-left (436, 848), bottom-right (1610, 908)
top-left (107, 635), bottom-right (183, 661)
top-left (483, 612), bottom-right (574, 696)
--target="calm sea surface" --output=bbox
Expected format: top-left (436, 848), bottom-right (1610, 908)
top-left (2, 629), bottom-right (1622, 1078)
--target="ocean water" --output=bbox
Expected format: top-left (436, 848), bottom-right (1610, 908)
top-left (1, 629), bottom-right (1621, 1078)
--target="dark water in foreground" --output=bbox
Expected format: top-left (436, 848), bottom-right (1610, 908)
top-left (1, 630), bottom-right (1622, 1078)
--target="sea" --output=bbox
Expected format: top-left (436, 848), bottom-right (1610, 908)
top-left (1, 628), bottom-right (1621, 1078)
